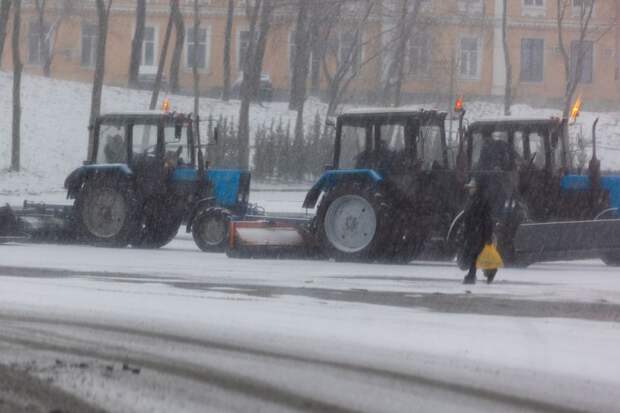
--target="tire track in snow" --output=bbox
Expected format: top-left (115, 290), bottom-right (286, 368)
top-left (0, 313), bottom-right (590, 413)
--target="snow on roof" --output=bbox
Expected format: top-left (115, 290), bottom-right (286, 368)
top-left (339, 107), bottom-right (446, 117)
top-left (470, 116), bottom-right (562, 125)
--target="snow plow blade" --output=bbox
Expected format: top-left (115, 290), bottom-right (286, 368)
top-left (0, 205), bottom-right (27, 243)
top-left (226, 216), bottom-right (317, 259)
top-left (11, 201), bottom-right (75, 242)
top-left (514, 218), bottom-right (620, 263)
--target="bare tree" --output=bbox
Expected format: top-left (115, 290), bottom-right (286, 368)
top-left (556, 0), bottom-right (598, 168)
top-left (237, 0), bottom-right (274, 170)
top-left (222, 0), bottom-right (234, 101)
top-left (502, 0), bottom-right (512, 116)
top-left (321, 1), bottom-right (376, 115)
top-left (128, 0), bottom-right (146, 87)
top-left (32, 0), bottom-right (70, 77)
top-left (169, 0), bottom-right (184, 93)
top-left (148, 0), bottom-right (175, 110)
top-left (289, 0), bottom-right (311, 110)
top-left (193, 0), bottom-right (204, 172)
top-left (0, 0), bottom-right (11, 68)
top-left (11, 0), bottom-right (21, 171)
top-left (88, 0), bottom-right (113, 160)
top-left (381, 0), bottom-right (423, 107)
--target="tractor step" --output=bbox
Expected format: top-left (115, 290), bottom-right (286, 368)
top-left (514, 218), bottom-right (620, 263)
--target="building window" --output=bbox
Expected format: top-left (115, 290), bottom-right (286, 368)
top-left (339, 31), bottom-right (362, 73)
top-left (408, 32), bottom-right (431, 76)
top-left (520, 38), bottom-right (544, 82)
top-left (457, 0), bottom-right (483, 15)
top-left (186, 27), bottom-right (208, 70)
top-left (570, 40), bottom-right (593, 83)
top-left (142, 26), bottom-right (157, 67)
top-left (27, 20), bottom-right (49, 65)
top-left (459, 37), bottom-right (480, 79)
top-left (522, 0), bottom-right (545, 16)
top-left (80, 23), bottom-right (98, 68)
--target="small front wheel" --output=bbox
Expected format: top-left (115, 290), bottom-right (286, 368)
top-left (192, 208), bottom-right (231, 252)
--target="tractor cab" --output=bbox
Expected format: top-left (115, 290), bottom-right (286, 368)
top-left (463, 117), bottom-right (564, 220)
top-left (64, 111), bottom-right (251, 249)
top-left (87, 112), bottom-right (196, 196)
top-left (304, 109), bottom-right (463, 262)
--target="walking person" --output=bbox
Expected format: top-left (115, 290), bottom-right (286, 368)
top-left (461, 176), bottom-right (496, 284)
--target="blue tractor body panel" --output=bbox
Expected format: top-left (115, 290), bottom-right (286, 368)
top-left (561, 175), bottom-right (620, 211)
top-left (302, 169), bottom-right (383, 209)
top-left (171, 167), bottom-right (246, 208)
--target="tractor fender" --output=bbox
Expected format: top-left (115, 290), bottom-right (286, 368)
top-left (64, 164), bottom-right (133, 199)
top-left (185, 197), bottom-right (216, 232)
top-left (302, 169), bottom-right (383, 209)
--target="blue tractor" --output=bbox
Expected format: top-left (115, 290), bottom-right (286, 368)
top-left (303, 109), bottom-right (460, 262)
top-left (449, 116), bottom-right (620, 267)
top-left (64, 112), bottom-right (252, 250)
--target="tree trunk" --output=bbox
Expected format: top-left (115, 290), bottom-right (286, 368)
top-left (169, 0), bottom-right (184, 94)
top-left (11, 0), bottom-right (22, 172)
top-left (34, 0), bottom-right (52, 77)
top-left (238, 0), bottom-right (273, 170)
top-left (222, 0), bottom-right (234, 101)
top-left (128, 0), bottom-right (146, 87)
top-left (193, 0), bottom-right (204, 173)
top-left (149, 2), bottom-right (174, 110)
top-left (289, 0), bottom-right (311, 110)
top-left (502, 0), bottom-right (512, 116)
top-left (88, 0), bottom-right (112, 160)
top-left (0, 0), bottom-right (12, 69)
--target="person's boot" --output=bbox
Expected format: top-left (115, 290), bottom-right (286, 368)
top-left (463, 274), bottom-right (476, 285)
top-left (484, 269), bottom-right (497, 284)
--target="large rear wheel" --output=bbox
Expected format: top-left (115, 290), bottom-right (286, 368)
top-left (74, 178), bottom-right (139, 247)
top-left (316, 185), bottom-right (391, 262)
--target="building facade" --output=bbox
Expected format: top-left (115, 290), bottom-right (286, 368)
top-left (1, 0), bottom-right (619, 108)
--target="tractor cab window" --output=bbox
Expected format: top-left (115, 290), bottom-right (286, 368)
top-left (526, 132), bottom-right (546, 169)
top-left (132, 124), bottom-right (159, 156)
top-left (98, 124), bottom-right (127, 164)
top-left (163, 125), bottom-right (191, 165)
top-left (379, 124), bottom-right (406, 151)
top-left (339, 125), bottom-right (367, 169)
top-left (417, 125), bottom-right (444, 170)
top-left (471, 130), bottom-right (516, 171)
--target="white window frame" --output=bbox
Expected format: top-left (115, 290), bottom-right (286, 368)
top-left (458, 36), bottom-right (481, 81)
top-left (79, 22), bottom-right (98, 69)
top-left (140, 24), bottom-right (159, 69)
top-left (184, 25), bottom-right (210, 72)
top-left (27, 19), bottom-right (49, 67)
top-left (236, 27), bottom-right (251, 74)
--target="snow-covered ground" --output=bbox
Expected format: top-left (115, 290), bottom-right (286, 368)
top-left (1, 235), bottom-right (620, 412)
top-left (2, 72), bottom-right (620, 197)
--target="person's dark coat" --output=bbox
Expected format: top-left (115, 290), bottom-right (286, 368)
top-left (478, 139), bottom-right (512, 171)
top-left (460, 180), bottom-right (494, 269)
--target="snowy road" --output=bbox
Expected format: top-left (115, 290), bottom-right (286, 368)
top-left (1, 235), bottom-right (620, 412)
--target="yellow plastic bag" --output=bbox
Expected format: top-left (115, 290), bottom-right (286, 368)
top-left (476, 244), bottom-right (504, 270)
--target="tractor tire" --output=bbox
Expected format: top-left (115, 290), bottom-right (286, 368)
top-left (74, 178), bottom-right (139, 247)
top-left (192, 207), bottom-right (231, 252)
top-left (133, 197), bottom-right (182, 249)
top-left (316, 184), bottom-right (392, 262)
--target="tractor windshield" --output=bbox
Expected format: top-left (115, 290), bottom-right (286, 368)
top-left (339, 122), bottom-right (409, 171)
top-left (97, 124), bottom-right (127, 164)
